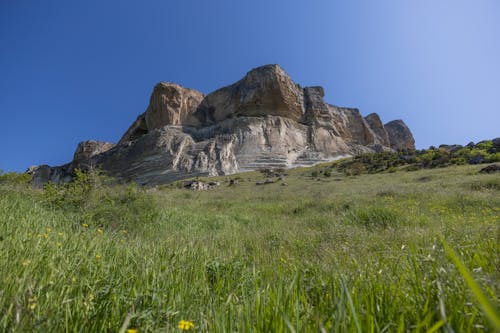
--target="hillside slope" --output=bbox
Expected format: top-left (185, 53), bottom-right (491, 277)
top-left (1, 163), bottom-right (499, 331)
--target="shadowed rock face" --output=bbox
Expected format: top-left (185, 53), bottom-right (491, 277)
top-left (365, 113), bottom-right (390, 147)
top-left (71, 140), bottom-right (115, 172)
top-left (385, 120), bottom-right (415, 150)
top-left (28, 64), bottom-right (415, 186)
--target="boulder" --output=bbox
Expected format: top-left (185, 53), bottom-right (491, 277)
top-left (479, 164), bottom-right (500, 174)
top-left (183, 180), bottom-right (211, 190)
top-left (26, 163), bottom-right (72, 188)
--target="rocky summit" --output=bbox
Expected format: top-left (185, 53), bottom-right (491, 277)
top-left (28, 64), bottom-right (415, 186)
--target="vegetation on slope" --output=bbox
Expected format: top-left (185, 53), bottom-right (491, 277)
top-left (0, 162), bottom-right (499, 332)
top-left (328, 139), bottom-right (500, 176)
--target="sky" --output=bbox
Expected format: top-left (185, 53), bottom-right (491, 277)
top-left (1, 0), bottom-right (499, 172)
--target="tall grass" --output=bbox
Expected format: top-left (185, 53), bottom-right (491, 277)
top-left (0, 164), bottom-right (498, 332)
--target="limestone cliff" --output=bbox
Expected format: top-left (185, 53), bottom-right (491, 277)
top-left (28, 64), bottom-right (415, 186)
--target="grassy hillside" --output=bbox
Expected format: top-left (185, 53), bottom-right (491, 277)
top-left (0, 164), bottom-right (499, 332)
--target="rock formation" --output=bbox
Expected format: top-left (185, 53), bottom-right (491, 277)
top-left (384, 120), bottom-right (415, 150)
top-left (27, 64), bottom-right (415, 187)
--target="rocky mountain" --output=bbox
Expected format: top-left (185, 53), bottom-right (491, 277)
top-left (28, 64), bottom-right (415, 187)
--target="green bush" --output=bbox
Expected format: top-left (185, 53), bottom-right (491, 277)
top-left (332, 138), bottom-right (498, 175)
top-left (0, 171), bottom-right (31, 185)
top-left (42, 169), bottom-right (159, 230)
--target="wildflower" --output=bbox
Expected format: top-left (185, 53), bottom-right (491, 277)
top-left (97, 228), bottom-right (103, 235)
top-left (95, 255), bottom-right (101, 260)
top-left (178, 320), bottom-right (195, 330)
top-left (82, 223), bottom-right (89, 228)
top-left (127, 329), bottom-right (138, 333)
top-left (58, 232), bottom-right (64, 237)
top-left (22, 260), bottom-right (31, 266)
top-left (46, 227), bottom-right (52, 232)
top-left (28, 297), bottom-right (37, 310)
top-left (43, 233), bottom-right (49, 239)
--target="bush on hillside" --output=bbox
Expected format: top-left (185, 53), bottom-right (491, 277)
top-left (43, 169), bottom-right (159, 229)
top-left (0, 171), bottom-right (31, 186)
top-left (333, 139), bottom-right (499, 176)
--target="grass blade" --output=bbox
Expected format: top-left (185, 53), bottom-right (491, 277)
top-left (443, 241), bottom-right (500, 331)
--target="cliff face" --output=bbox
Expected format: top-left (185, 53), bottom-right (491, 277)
top-left (28, 64), bottom-right (415, 186)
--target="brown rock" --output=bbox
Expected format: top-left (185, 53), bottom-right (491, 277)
top-left (195, 64), bottom-right (305, 124)
top-left (145, 82), bottom-right (205, 129)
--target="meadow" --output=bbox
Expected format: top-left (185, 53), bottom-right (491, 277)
top-left (0, 163), bottom-right (498, 332)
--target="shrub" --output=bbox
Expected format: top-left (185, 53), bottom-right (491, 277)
top-left (0, 171), bottom-right (31, 186)
top-left (42, 169), bottom-right (159, 229)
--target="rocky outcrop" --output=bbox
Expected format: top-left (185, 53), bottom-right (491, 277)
top-left (71, 140), bottom-right (114, 172)
top-left (195, 64), bottom-right (305, 124)
top-left (119, 83), bottom-right (205, 143)
top-left (364, 113), bottom-right (390, 147)
top-left (28, 64), bottom-right (415, 186)
top-left (27, 164), bottom-right (72, 188)
top-left (385, 120), bottom-right (415, 150)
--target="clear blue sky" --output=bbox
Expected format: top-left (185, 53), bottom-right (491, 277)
top-left (1, 0), bottom-right (499, 172)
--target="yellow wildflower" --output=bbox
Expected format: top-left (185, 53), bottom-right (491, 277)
top-left (58, 232), bottom-right (64, 237)
top-left (43, 233), bottom-right (49, 239)
top-left (28, 303), bottom-right (37, 310)
top-left (22, 260), bottom-right (31, 266)
top-left (97, 228), bottom-right (103, 234)
top-left (95, 255), bottom-right (101, 260)
top-left (46, 227), bottom-right (52, 232)
top-left (82, 223), bottom-right (89, 228)
top-left (127, 329), bottom-right (138, 333)
top-left (178, 320), bottom-right (194, 330)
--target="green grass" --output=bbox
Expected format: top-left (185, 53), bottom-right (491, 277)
top-left (0, 164), bottom-right (499, 332)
